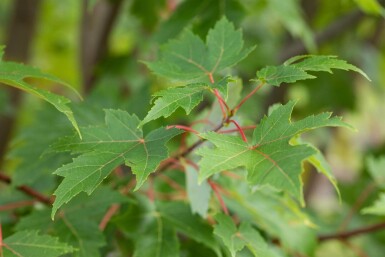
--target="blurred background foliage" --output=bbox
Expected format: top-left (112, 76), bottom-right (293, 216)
top-left (1, 0), bottom-right (385, 256)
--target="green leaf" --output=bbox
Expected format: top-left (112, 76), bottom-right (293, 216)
top-left (154, 0), bottom-right (245, 43)
top-left (291, 137), bottom-right (341, 200)
top-left (214, 214), bottom-right (277, 257)
top-left (362, 193), bottom-right (385, 215)
top-left (133, 223), bottom-right (179, 257)
top-left (2, 230), bottom-right (75, 257)
top-left (157, 201), bottom-right (221, 256)
top-left (366, 155), bottom-right (385, 188)
top-left (267, 0), bottom-right (315, 51)
top-left (185, 162), bottom-right (211, 218)
top-left (147, 17), bottom-right (255, 81)
top-left (198, 100), bottom-right (350, 203)
top-left (354, 0), bottom-right (385, 16)
top-left (140, 77), bottom-right (230, 126)
top-left (257, 55), bottom-right (370, 86)
top-left (226, 187), bottom-right (316, 254)
top-left (51, 109), bottom-right (181, 218)
top-left (16, 187), bottom-right (126, 257)
top-left (0, 46), bottom-right (81, 137)
top-left (140, 83), bottom-right (206, 126)
top-left (9, 104), bottom-right (72, 187)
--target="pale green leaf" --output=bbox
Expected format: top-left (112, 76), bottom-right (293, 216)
top-left (185, 163), bottom-right (211, 218)
top-left (362, 193), bottom-right (385, 215)
top-left (366, 155), bottom-right (385, 188)
top-left (226, 188), bottom-right (316, 254)
top-left (198, 100), bottom-right (350, 202)
top-left (354, 0), bottom-right (385, 16)
top-left (214, 214), bottom-right (277, 257)
top-left (2, 230), bottom-right (75, 257)
top-left (147, 17), bottom-right (255, 81)
top-left (291, 137), bottom-right (341, 199)
top-left (51, 110), bottom-right (181, 218)
top-left (0, 46), bottom-right (81, 137)
top-left (257, 55), bottom-right (370, 86)
top-left (268, 0), bottom-right (315, 51)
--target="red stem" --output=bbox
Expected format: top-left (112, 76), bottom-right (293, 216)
top-left (99, 204), bottom-right (120, 231)
top-left (167, 125), bottom-right (200, 135)
top-left (0, 200), bottom-right (36, 211)
top-left (219, 125), bottom-right (256, 134)
top-left (208, 73), bottom-right (215, 84)
top-left (228, 120), bottom-right (248, 142)
top-left (233, 83), bottom-right (264, 113)
top-left (213, 89), bottom-right (229, 119)
top-left (208, 180), bottom-right (229, 215)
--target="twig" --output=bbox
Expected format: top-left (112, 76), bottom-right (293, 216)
top-left (0, 173), bottom-right (53, 205)
top-left (338, 182), bottom-right (377, 231)
top-left (0, 200), bottom-right (36, 211)
top-left (99, 204), bottom-right (120, 231)
top-left (318, 221), bottom-right (385, 241)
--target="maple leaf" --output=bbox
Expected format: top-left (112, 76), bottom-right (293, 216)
top-left (51, 109), bottom-right (181, 218)
top-left (0, 46), bottom-right (81, 137)
top-left (198, 100), bottom-right (351, 203)
top-left (16, 187), bottom-right (127, 257)
top-left (214, 213), bottom-right (278, 257)
top-left (139, 77), bottom-right (229, 126)
top-left (1, 230), bottom-right (75, 257)
top-left (362, 193), bottom-right (385, 216)
top-left (146, 17), bottom-right (255, 81)
top-left (257, 55), bottom-right (370, 86)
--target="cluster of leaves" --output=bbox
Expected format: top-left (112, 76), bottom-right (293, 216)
top-left (1, 13), bottom-right (379, 257)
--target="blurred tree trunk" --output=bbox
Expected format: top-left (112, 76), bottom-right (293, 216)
top-left (0, 0), bottom-right (42, 166)
top-left (80, 0), bottom-right (123, 94)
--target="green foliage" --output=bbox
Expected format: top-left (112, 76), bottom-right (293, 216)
top-left (257, 55), bottom-right (370, 86)
top-left (198, 100), bottom-right (350, 203)
top-left (2, 230), bottom-right (75, 257)
top-left (0, 46), bottom-right (81, 137)
top-left (214, 213), bottom-right (277, 257)
top-left (1, 3), bottom-right (382, 257)
top-left (146, 17), bottom-right (255, 81)
top-left (51, 109), bottom-right (181, 218)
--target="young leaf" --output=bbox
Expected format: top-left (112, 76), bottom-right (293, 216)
top-left (140, 77), bottom-right (230, 126)
top-left (257, 55), bottom-right (370, 86)
top-left (366, 155), bottom-right (385, 188)
top-left (198, 100), bottom-right (351, 203)
top-left (51, 110), bottom-right (181, 218)
top-left (146, 17), bottom-right (255, 81)
top-left (214, 214), bottom-right (277, 257)
top-left (2, 230), bottom-right (75, 257)
top-left (362, 193), bottom-right (385, 215)
top-left (140, 83), bottom-right (206, 126)
top-left (0, 46), bottom-right (81, 137)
